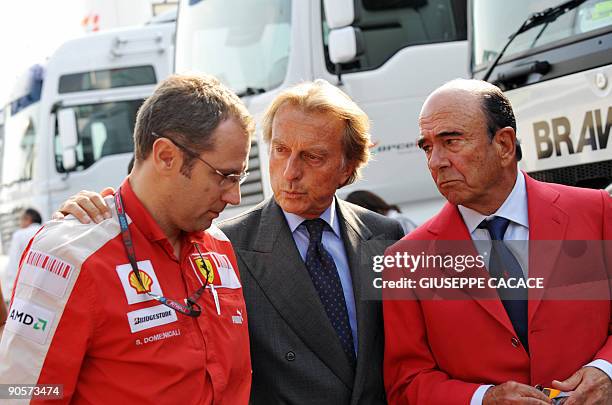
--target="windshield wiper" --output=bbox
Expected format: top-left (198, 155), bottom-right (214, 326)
top-left (236, 87), bottom-right (267, 98)
top-left (482, 0), bottom-right (588, 82)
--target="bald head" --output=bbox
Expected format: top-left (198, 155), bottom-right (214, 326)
top-left (430, 78), bottom-right (503, 96)
top-left (421, 79), bottom-right (520, 159)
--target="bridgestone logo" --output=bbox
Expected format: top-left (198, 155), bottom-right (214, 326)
top-left (134, 310), bottom-right (172, 325)
top-left (127, 304), bottom-right (178, 333)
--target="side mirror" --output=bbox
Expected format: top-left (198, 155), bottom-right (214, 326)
top-left (323, 0), bottom-right (354, 29)
top-left (58, 108), bottom-right (78, 171)
top-left (328, 26), bottom-right (363, 64)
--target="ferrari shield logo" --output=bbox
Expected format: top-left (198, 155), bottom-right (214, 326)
top-left (194, 256), bottom-right (215, 284)
top-left (189, 251), bottom-right (241, 289)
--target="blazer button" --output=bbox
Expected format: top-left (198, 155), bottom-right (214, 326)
top-left (511, 337), bottom-right (520, 348)
top-left (285, 351), bottom-right (296, 361)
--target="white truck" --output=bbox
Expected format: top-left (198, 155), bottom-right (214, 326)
top-left (175, 0), bottom-right (470, 222)
top-left (0, 21), bottom-right (174, 269)
top-left (470, 0), bottom-right (612, 194)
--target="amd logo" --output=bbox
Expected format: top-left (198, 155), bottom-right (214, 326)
top-left (533, 106), bottom-right (611, 159)
top-left (6, 298), bottom-right (54, 344)
top-left (10, 309), bottom-right (34, 325)
top-left (9, 309), bottom-right (48, 331)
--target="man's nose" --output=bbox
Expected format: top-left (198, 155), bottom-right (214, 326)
top-left (283, 154), bottom-right (302, 181)
top-left (428, 146), bottom-right (450, 171)
top-left (221, 181), bottom-right (241, 206)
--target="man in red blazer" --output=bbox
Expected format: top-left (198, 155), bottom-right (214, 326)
top-left (383, 79), bottom-right (612, 404)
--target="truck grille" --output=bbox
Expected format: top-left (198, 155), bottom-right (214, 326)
top-left (0, 208), bottom-right (22, 254)
top-left (239, 139), bottom-right (265, 207)
top-left (528, 160), bottom-right (612, 189)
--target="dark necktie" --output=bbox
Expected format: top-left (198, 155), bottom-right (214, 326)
top-left (303, 219), bottom-right (356, 367)
top-left (479, 216), bottom-right (529, 352)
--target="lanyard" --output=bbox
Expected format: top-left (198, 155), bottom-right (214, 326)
top-left (114, 187), bottom-right (207, 317)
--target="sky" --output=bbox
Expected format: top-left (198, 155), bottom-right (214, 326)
top-left (0, 0), bottom-right (85, 104)
top-left (0, 0), bottom-right (160, 105)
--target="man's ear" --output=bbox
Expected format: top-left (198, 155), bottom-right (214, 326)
top-left (151, 138), bottom-right (181, 174)
top-left (494, 127), bottom-right (517, 166)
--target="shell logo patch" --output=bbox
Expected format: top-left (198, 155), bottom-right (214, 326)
top-left (116, 260), bottom-right (164, 305)
top-left (128, 270), bottom-right (154, 294)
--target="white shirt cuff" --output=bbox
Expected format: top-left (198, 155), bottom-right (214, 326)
top-left (585, 359), bottom-right (612, 381)
top-left (470, 384), bottom-right (494, 405)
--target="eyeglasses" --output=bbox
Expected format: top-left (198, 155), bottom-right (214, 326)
top-left (151, 132), bottom-right (249, 187)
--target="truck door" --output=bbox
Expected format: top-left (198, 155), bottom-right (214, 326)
top-left (312, 0), bottom-right (470, 222)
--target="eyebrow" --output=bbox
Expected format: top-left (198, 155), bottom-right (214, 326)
top-left (418, 131), bottom-right (463, 149)
top-left (437, 131), bottom-right (463, 137)
top-left (271, 140), bottom-right (328, 156)
top-left (221, 168), bottom-right (245, 176)
top-left (214, 160), bottom-right (248, 175)
top-left (304, 148), bottom-right (328, 156)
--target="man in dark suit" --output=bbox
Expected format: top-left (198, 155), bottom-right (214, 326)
top-left (219, 80), bottom-right (403, 404)
top-left (383, 79), bottom-right (611, 405)
top-left (54, 79), bottom-right (403, 404)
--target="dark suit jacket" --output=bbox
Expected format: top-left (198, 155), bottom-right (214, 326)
top-left (219, 197), bottom-right (404, 404)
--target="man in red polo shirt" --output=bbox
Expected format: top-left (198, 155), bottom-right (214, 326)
top-left (0, 74), bottom-right (253, 404)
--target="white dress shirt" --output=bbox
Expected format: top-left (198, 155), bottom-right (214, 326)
top-left (282, 199), bottom-right (358, 354)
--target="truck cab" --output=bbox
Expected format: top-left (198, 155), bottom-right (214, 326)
top-left (470, 0), bottom-right (612, 192)
top-left (0, 22), bottom-right (175, 285)
top-left (176, 0), bottom-right (469, 223)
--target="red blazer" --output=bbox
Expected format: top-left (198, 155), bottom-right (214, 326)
top-left (383, 174), bottom-right (612, 404)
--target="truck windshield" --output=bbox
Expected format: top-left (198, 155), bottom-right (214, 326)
top-left (472, 0), bottom-right (612, 71)
top-left (175, 0), bottom-right (291, 95)
top-left (54, 100), bottom-right (142, 173)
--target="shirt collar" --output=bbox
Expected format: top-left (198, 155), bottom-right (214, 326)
top-left (119, 177), bottom-right (168, 243)
top-left (282, 197), bottom-right (341, 237)
top-left (458, 170), bottom-right (529, 234)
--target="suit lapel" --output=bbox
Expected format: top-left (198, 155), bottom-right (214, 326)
top-left (427, 203), bottom-right (516, 335)
top-left (336, 200), bottom-right (377, 400)
top-left (236, 199), bottom-right (355, 389)
top-left (428, 176), bottom-right (570, 334)
top-left (524, 175), bottom-right (569, 323)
